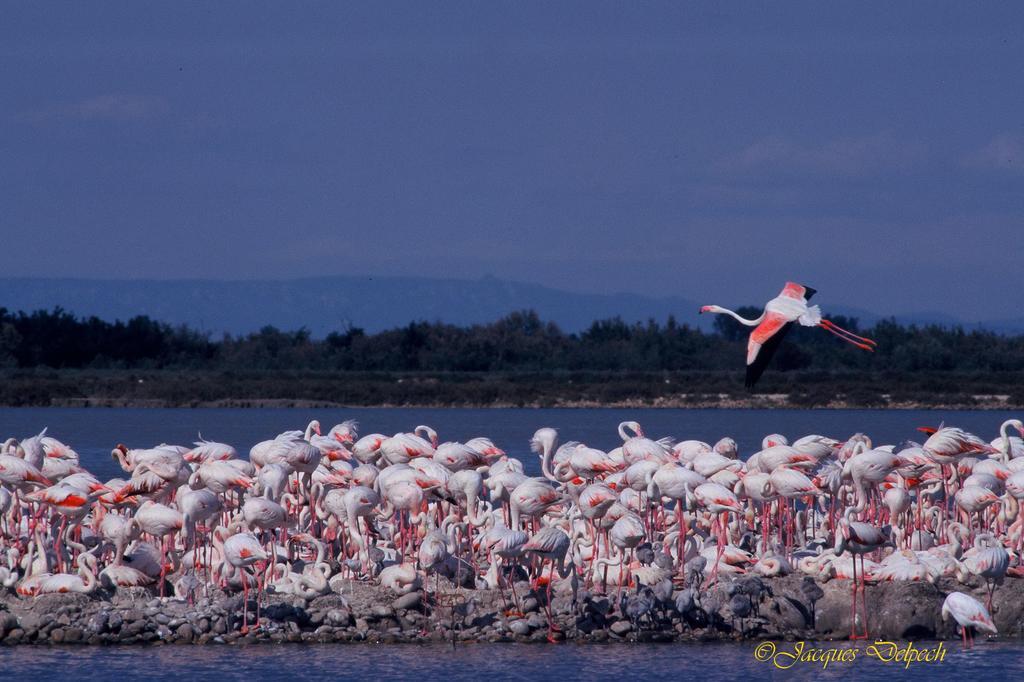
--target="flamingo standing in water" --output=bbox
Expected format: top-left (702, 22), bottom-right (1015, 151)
top-left (700, 282), bottom-right (876, 387)
top-left (942, 591), bottom-right (997, 648)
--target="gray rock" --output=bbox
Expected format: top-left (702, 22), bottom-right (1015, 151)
top-left (107, 612), bottom-right (124, 631)
top-left (18, 612), bottom-right (47, 632)
top-left (0, 612), bottom-right (17, 637)
top-left (263, 604), bottom-right (295, 622)
top-left (64, 627), bottom-right (84, 643)
top-left (121, 620), bottom-right (147, 637)
top-left (176, 624), bottom-right (195, 642)
top-left (610, 620), bottom-right (632, 635)
top-left (371, 605), bottom-right (394, 619)
top-left (87, 612), bottom-right (109, 634)
top-left (392, 591), bottom-right (422, 611)
top-left (326, 609), bottom-right (351, 627)
top-left (508, 619), bottom-right (531, 636)
top-left (123, 609), bottom-right (144, 624)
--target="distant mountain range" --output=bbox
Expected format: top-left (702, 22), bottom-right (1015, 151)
top-left (0, 276), bottom-right (1017, 337)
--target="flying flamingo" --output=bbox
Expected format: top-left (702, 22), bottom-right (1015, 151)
top-left (700, 282), bottom-right (876, 387)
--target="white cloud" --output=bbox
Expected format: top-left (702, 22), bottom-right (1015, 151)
top-left (963, 134), bottom-right (1024, 171)
top-left (714, 131), bottom-right (927, 176)
top-left (18, 94), bottom-right (168, 123)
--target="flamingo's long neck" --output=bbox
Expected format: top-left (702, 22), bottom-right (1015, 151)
top-left (540, 436), bottom-right (558, 482)
top-left (712, 307), bottom-right (765, 326)
top-left (618, 422), bottom-right (642, 441)
top-left (999, 420), bottom-right (1016, 461)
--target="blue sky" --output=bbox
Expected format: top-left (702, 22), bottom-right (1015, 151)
top-left (3, 3), bottom-right (1023, 320)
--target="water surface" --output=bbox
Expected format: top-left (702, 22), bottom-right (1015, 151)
top-left (0, 640), bottom-right (1016, 681)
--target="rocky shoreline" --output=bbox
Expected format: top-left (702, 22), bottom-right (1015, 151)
top-left (1, 575), bottom-right (1020, 646)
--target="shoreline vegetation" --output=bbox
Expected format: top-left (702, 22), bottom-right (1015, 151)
top-left (2, 307), bottom-right (1024, 409)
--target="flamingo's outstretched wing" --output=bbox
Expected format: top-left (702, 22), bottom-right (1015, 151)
top-left (745, 313), bottom-right (792, 388)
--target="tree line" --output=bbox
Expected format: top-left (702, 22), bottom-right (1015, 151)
top-left (0, 305), bottom-right (1021, 376)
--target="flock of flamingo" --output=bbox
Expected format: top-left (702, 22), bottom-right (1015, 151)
top-left (0, 416), bottom-right (1017, 646)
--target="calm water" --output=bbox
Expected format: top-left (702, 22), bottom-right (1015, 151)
top-left (0, 406), bottom-right (1020, 481)
top-left (2, 407), bottom-right (1023, 679)
top-left (0, 640), bottom-right (1019, 681)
